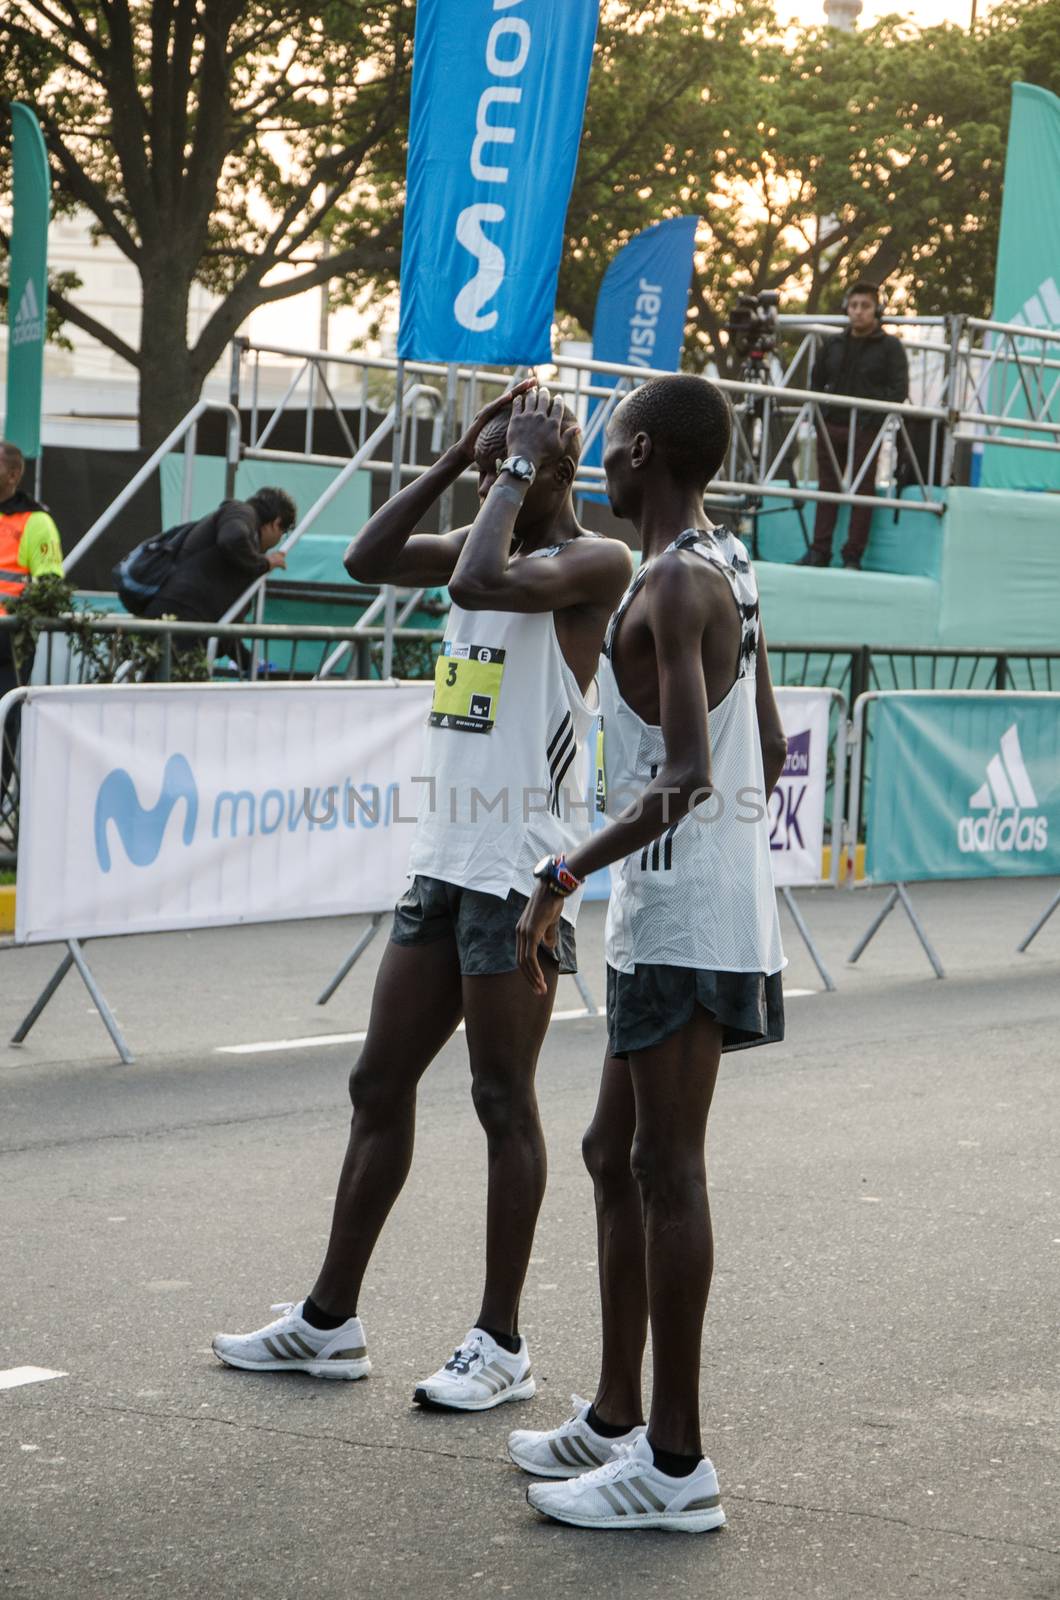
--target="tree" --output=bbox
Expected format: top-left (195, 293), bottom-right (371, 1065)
top-left (556, 0), bottom-right (1060, 369)
top-left (0, 1), bottom-right (415, 445)
top-left (3, 0), bottom-right (1057, 430)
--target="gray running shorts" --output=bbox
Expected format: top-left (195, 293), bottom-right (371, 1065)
top-left (606, 962), bottom-right (784, 1059)
top-left (391, 874), bottom-right (577, 978)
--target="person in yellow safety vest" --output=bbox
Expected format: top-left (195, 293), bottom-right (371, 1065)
top-left (0, 439), bottom-right (65, 808)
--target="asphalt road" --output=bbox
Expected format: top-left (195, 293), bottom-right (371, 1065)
top-left (1, 880), bottom-right (1058, 1600)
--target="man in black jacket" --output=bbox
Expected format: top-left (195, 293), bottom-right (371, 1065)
top-left (798, 284), bottom-right (908, 571)
top-left (144, 487), bottom-right (296, 628)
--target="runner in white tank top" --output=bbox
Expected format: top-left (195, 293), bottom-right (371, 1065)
top-left (599, 526), bottom-right (785, 987)
top-left (510, 376), bottom-right (790, 1535)
top-left (211, 384), bottom-right (634, 1414)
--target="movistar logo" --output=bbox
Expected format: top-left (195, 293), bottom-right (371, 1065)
top-left (453, 0), bottom-right (531, 332)
top-left (12, 278), bottom-right (45, 347)
top-left (94, 754), bottom-right (198, 872)
top-left (957, 724), bottom-right (1048, 855)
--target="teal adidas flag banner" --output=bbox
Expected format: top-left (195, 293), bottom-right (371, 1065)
top-left (982, 83), bottom-right (1060, 491)
top-left (5, 102), bottom-right (51, 459)
top-left (865, 693), bottom-right (1060, 883)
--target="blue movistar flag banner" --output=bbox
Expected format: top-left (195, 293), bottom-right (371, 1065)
top-left (582, 216), bottom-right (698, 498)
top-left (865, 693), bottom-right (1060, 884)
top-left (398, 0), bottom-right (600, 365)
top-left (592, 216), bottom-right (699, 373)
top-left (982, 83), bottom-right (1060, 491)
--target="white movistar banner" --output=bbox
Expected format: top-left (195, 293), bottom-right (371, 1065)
top-left (15, 683), bottom-right (434, 946)
top-left (769, 688), bottom-right (835, 888)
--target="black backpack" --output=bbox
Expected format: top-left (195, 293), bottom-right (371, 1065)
top-left (112, 520), bottom-right (197, 615)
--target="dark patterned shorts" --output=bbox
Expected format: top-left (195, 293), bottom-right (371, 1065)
top-left (392, 874), bottom-right (577, 978)
top-left (606, 963), bottom-right (785, 1059)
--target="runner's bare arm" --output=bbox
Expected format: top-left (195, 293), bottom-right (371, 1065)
top-left (450, 527), bottom-right (633, 613)
top-left (755, 627), bottom-right (788, 797)
top-left (516, 555), bottom-right (720, 993)
top-left (343, 380), bottom-right (535, 586)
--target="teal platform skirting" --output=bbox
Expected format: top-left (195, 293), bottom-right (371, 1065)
top-left (755, 485), bottom-right (1058, 652)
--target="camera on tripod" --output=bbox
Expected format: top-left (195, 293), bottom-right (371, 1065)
top-left (726, 290), bottom-right (781, 361)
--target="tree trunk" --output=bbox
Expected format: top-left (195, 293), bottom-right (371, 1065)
top-left (136, 264), bottom-right (201, 450)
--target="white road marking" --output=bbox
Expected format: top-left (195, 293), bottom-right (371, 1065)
top-left (215, 1007), bottom-right (596, 1056)
top-left (0, 1367), bottom-right (67, 1391)
top-left (217, 990), bottom-right (813, 1057)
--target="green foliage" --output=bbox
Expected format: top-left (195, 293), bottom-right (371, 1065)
top-left (560, 0), bottom-right (1060, 368)
top-left (5, 577), bottom-right (211, 683)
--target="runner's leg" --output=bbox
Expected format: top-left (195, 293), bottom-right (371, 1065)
top-left (628, 1007), bottom-right (723, 1458)
top-left (308, 936), bottom-right (464, 1317)
top-left (582, 1053), bottom-right (647, 1427)
top-left (462, 964), bottom-right (559, 1335)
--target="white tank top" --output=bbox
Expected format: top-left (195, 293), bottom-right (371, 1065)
top-left (599, 528), bottom-right (785, 975)
top-left (407, 542), bottom-right (599, 924)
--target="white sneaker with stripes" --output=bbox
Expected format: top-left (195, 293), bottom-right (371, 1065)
top-left (211, 1301), bottom-right (371, 1380)
top-left (508, 1395), bottom-right (645, 1477)
top-left (413, 1327), bottom-right (535, 1411)
top-left (527, 1432), bottom-right (726, 1533)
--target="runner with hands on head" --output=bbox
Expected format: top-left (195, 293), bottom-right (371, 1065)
top-left (211, 380), bottom-right (634, 1414)
top-left (508, 374), bottom-right (786, 1533)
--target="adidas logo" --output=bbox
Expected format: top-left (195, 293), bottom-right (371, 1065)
top-left (1008, 275), bottom-right (1060, 352)
top-left (12, 278), bottom-right (44, 348)
top-left (957, 723), bottom-right (1048, 855)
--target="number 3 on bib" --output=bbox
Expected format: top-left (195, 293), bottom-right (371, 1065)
top-left (430, 643), bottom-right (507, 734)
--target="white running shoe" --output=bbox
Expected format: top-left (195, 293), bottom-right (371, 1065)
top-left (211, 1301), bottom-right (371, 1380)
top-left (527, 1432), bottom-right (726, 1533)
top-left (413, 1327), bottom-right (535, 1411)
top-left (508, 1395), bottom-right (645, 1478)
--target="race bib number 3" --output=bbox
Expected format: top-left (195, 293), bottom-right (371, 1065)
top-left (430, 643), bottom-right (506, 734)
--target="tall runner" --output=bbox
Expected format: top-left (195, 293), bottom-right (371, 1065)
top-left (509, 375), bottom-right (787, 1529)
top-left (212, 384), bottom-right (633, 1409)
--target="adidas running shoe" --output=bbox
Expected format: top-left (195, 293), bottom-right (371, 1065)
top-left (413, 1327), bottom-right (535, 1411)
top-left (527, 1432), bottom-right (726, 1533)
top-left (508, 1395), bottom-right (645, 1478)
top-left (211, 1300), bottom-right (371, 1380)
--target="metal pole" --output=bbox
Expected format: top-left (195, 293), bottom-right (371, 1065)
top-left (67, 938), bottom-right (136, 1062)
top-left (316, 914), bottom-right (384, 1005)
top-left (1017, 886), bottom-right (1060, 953)
top-left (941, 314), bottom-right (964, 487)
top-left (382, 359), bottom-right (405, 680)
top-left (438, 363), bottom-right (460, 535)
top-left (895, 882), bottom-right (945, 978)
top-left (33, 449), bottom-right (43, 502)
top-left (10, 947), bottom-right (76, 1044)
top-left (780, 885), bottom-right (836, 992)
top-left (225, 339), bottom-right (244, 499)
top-left (572, 971), bottom-right (598, 1016)
top-left (847, 885), bottom-right (899, 962)
top-left (180, 417), bottom-right (198, 523)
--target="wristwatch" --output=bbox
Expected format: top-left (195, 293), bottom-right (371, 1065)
top-left (533, 853), bottom-right (584, 898)
top-left (497, 454), bottom-right (537, 486)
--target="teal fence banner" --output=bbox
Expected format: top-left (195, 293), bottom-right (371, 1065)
top-left (865, 693), bottom-right (1060, 883)
top-left (5, 102), bottom-right (51, 459)
top-left (982, 83), bottom-right (1060, 492)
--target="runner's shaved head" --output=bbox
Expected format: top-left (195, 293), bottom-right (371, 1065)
top-left (615, 375), bottom-right (731, 489)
